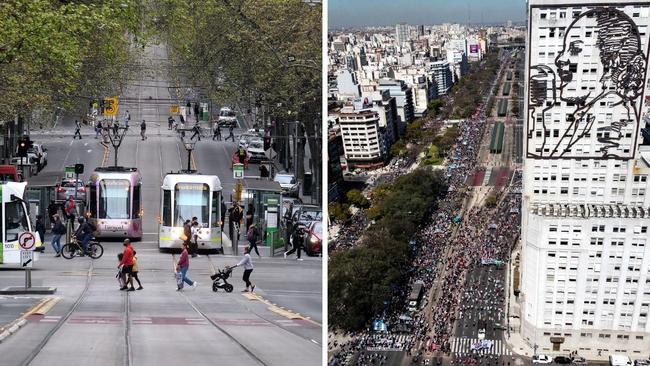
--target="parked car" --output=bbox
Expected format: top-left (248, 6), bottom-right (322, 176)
top-left (56, 179), bottom-right (86, 203)
top-left (554, 356), bottom-right (573, 364)
top-left (274, 173), bottom-right (300, 197)
top-left (303, 221), bottom-right (322, 256)
top-left (571, 357), bottom-right (587, 365)
top-left (477, 328), bottom-right (486, 340)
top-left (634, 360), bottom-right (650, 366)
top-left (217, 107), bottom-right (237, 127)
top-left (238, 131), bottom-right (262, 149)
top-left (531, 354), bottom-right (553, 364)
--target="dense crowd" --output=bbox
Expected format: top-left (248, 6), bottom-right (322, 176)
top-left (330, 55), bottom-right (520, 366)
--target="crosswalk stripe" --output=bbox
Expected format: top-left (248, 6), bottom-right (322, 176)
top-left (449, 337), bottom-right (512, 356)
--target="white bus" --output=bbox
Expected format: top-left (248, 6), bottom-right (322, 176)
top-left (1, 182), bottom-right (43, 264)
top-left (158, 173), bottom-right (223, 250)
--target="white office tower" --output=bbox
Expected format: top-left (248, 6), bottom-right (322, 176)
top-left (395, 23), bottom-right (410, 45)
top-left (522, 0), bottom-right (650, 356)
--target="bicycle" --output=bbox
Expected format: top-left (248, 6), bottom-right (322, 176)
top-left (61, 235), bottom-right (104, 259)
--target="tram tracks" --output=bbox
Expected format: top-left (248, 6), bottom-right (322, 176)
top-left (19, 261), bottom-right (134, 366)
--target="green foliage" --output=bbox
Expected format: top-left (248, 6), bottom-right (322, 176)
top-left (328, 202), bottom-right (351, 222)
top-left (0, 0), bottom-right (145, 121)
top-left (427, 98), bottom-right (444, 116)
top-left (485, 195), bottom-right (498, 208)
top-left (154, 0), bottom-right (321, 124)
top-left (444, 50), bottom-right (500, 119)
top-left (422, 144), bottom-right (442, 166)
top-left (328, 229), bottom-right (410, 330)
top-left (329, 168), bottom-right (448, 330)
top-left (390, 140), bottom-right (407, 157)
top-left (346, 189), bottom-right (369, 208)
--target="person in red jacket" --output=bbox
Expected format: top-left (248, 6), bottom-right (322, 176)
top-left (118, 239), bottom-right (135, 291)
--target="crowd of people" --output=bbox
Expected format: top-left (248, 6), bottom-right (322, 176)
top-left (330, 57), bottom-right (525, 365)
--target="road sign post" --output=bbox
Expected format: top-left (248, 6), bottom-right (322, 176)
top-left (19, 232), bottom-right (36, 289)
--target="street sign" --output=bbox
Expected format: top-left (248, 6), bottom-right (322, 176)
top-left (103, 97), bottom-right (118, 116)
top-left (18, 232), bottom-right (36, 250)
top-left (233, 163), bottom-right (244, 179)
top-left (65, 166), bottom-right (75, 179)
top-left (170, 105), bottom-right (179, 115)
top-left (21, 250), bottom-right (33, 268)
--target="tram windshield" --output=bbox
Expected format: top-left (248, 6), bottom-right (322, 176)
top-left (99, 179), bottom-right (130, 219)
top-left (4, 201), bottom-right (29, 241)
top-left (174, 183), bottom-right (209, 226)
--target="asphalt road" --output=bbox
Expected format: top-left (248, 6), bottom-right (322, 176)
top-left (0, 42), bottom-right (321, 366)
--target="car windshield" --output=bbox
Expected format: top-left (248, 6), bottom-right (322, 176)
top-left (220, 110), bottom-right (235, 117)
top-left (249, 141), bottom-right (263, 149)
top-left (313, 222), bottom-right (322, 234)
top-left (300, 209), bottom-right (322, 221)
top-left (275, 175), bottom-right (295, 184)
top-left (99, 179), bottom-right (130, 219)
top-left (174, 183), bottom-right (209, 226)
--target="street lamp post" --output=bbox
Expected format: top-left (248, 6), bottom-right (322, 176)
top-left (176, 128), bottom-right (198, 173)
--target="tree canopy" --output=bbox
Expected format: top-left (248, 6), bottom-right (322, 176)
top-left (0, 0), bottom-right (145, 121)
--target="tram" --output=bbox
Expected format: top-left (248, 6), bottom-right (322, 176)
top-left (0, 182), bottom-right (43, 264)
top-left (86, 167), bottom-right (143, 240)
top-left (158, 173), bottom-right (223, 250)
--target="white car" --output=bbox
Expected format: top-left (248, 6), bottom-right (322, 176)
top-left (478, 328), bottom-right (486, 340)
top-left (12, 143), bottom-right (48, 171)
top-left (217, 107), bottom-right (237, 127)
top-left (532, 354), bottom-right (553, 364)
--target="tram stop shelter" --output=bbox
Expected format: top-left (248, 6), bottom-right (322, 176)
top-left (24, 171), bottom-right (62, 227)
top-left (239, 178), bottom-right (283, 256)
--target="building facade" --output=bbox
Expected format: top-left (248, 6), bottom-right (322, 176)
top-left (395, 23), bottom-right (410, 45)
top-left (521, 0), bottom-right (650, 356)
top-left (429, 60), bottom-right (453, 97)
top-left (337, 99), bottom-right (387, 169)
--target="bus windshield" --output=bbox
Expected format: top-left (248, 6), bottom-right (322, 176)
top-left (99, 179), bottom-right (130, 219)
top-left (5, 201), bottom-right (29, 242)
top-left (174, 183), bottom-right (209, 226)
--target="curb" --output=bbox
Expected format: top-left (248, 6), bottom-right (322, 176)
top-left (0, 296), bottom-right (60, 343)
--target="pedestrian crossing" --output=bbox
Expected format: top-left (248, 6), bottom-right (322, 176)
top-left (448, 337), bottom-right (511, 356)
top-left (364, 334), bottom-right (413, 352)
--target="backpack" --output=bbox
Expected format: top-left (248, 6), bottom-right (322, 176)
top-left (246, 227), bottom-right (255, 241)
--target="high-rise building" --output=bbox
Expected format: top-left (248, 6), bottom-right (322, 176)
top-left (417, 25), bottom-right (425, 37)
top-left (521, 0), bottom-right (650, 355)
top-left (429, 60), bottom-right (453, 96)
top-left (336, 99), bottom-right (387, 169)
top-left (395, 23), bottom-right (410, 45)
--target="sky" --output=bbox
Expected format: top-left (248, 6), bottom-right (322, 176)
top-left (328, 0), bottom-right (526, 28)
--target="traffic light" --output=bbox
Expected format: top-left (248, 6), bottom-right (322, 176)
top-left (17, 138), bottom-right (29, 157)
top-left (74, 163), bottom-right (84, 175)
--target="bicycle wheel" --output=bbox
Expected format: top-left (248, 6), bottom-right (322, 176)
top-left (88, 242), bottom-right (104, 259)
top-left (60, 244), bottom-right (76, 259)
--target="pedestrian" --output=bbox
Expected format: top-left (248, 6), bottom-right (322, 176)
top-left (182, 219), bottom-right (192, 250)
top-left (230, 245), bottom-right (255, 292)
top-left (116, 253), bottom-right (126, 289)
top-left (95, 119), bottom-right (102, 139)
top-left (131, 250), bottom-right (143, 290)
top-left (237, 146), bottom-right (247, 165)
top-left (35, 215), bottom-right (46, 247)
top-left (228, 202), bottom-right (243, 244)
top-left (191, 123), bottom-right (201, 141)
top-left (73, 119), bottom-right (82, 139)
top-left (220, 198), bottom-right (227, 232)
top-left (193, 103), bottom-right (200, 122)
top-left (118, 239), bottom-right (136, 291)
top-left (259, 164), bottom-right (270, 178)
top-left (190, 219), bottom-right (200, 258)
top-left (64, 195), bottom-right (76, 224)
top-left (50, 214), bottom-right (65, 257)
top-left (245, 203), bottom-right (255, 230)
top-left (212, 123), bottom-right (221, 141)
top-left (140, 119), bottom-right (147, 140)
top-left (124, 110), bottom-right (131, 127)
top-left (246, 223), bottom-right (261, 258)
top-left (284, 224), bottom-right (304, 260)
top-left (225, 125), bottom-right (235, 141)
top-left (176, 242), bottom-right (197, 290)
top-left (47, 201), bottom-right (59, 224)
top-left (186, 101), bottom-right (192, 116)
top-left (112, 120), bottom-right (119, 137)
top-left (179, 113), bottom-right (185, 126)
top-left (167, 116), bottom-right (174, 130)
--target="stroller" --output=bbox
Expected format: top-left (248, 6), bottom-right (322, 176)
top-left (210, 266), bottom-right (234, 293)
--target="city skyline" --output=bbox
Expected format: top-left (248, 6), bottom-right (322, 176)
top-left (329, 0), bottom-right (526, 28)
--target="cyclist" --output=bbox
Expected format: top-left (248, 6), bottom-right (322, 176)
top-left (74, 217), bottom-right (93, 256)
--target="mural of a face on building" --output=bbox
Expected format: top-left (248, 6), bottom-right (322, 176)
top-left (527, 7), bottom-right (648, 160)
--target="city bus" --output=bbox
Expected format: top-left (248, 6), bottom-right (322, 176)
top-left (86, 166), bottom-right (143, 240)
top-left (408, 281), bottom-right (425, 311)
top-left (0, 182), bottom-right (43, 264)
top-left (158, 173), bottom-right (223, 250)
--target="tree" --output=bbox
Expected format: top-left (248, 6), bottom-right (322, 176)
top-left (328, 202), bottom-right (351, 222)
top-left (346, 189), bottom-right (369, 208)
